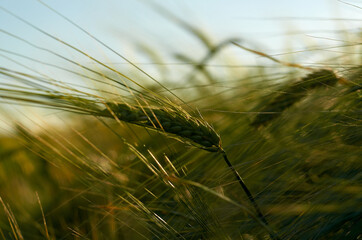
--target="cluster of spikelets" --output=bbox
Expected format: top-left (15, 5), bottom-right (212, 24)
top-left (251, 69), bottom-right (344, 127)
top-left (101, 103), bottom-right (222, 152)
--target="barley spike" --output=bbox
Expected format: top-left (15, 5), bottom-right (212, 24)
top-left (101, 103), bottom-right (222, 152)
top-left (252, 69), bottom-right (342, 127)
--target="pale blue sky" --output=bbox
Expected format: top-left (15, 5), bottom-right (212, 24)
top-left (0, 0), bottom-right (361, 79)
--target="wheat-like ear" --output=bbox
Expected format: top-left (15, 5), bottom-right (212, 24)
top-left (101, 103), bottom-right (222, 152)
top-left (231, 42), bottom-right (348, 128)
top-left (252, 69), bottom-right (343, 127)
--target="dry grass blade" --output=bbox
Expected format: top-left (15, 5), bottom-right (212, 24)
top-left (0, 197), bottom-right (24, 240)
top-left (36, 193), bottom-right (50, 240)
top-left (232, 42), bottom-right (314, 71)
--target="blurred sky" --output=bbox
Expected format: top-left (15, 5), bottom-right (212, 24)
top-left (1, 0), bottom-right (360, 67)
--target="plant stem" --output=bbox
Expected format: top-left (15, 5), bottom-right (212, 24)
top-left (221, 151), bottom-right (279, 239)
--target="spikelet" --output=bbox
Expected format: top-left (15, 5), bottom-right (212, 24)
top-left (252, 69), bottom-right (342, 127)
top-left (101, 103), bottom-right (222, 152)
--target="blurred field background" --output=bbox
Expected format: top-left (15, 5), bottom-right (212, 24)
top-left (0, 0), bottom-right (361, 239)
